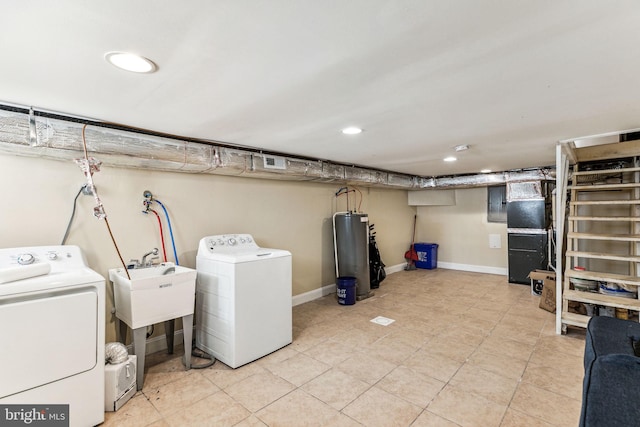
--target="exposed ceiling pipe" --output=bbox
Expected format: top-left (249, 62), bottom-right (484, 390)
top-left (0, 105), bottom-right (554, 189)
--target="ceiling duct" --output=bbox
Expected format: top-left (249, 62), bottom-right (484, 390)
top-left (417, 169), bottom-right (553, 189)
top-left (506, 181), bottom-right (544, 201)
top-left (0, 105), bottom-right (554, 189)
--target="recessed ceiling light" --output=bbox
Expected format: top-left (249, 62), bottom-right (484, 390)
top-left (342, 127), bottom-right (362, 135)
top-left (443, 156), bottom-right (457, 162)
top-left (480, 169), bottom-right (492, 173)
top-left (105, 51), bottom-right (157, 73)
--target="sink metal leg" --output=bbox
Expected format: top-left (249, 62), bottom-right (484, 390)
top-left (132, 327), bottom-right (147, 391)
top-left (115, 318), bottom-right (128, 344)
top-left (164, 320), bottom-right (175, 354)
top-left (182, 314), bottom-right (193, 370)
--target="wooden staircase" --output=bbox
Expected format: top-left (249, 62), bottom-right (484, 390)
top-left (561, 162), bottom-right (640, 331)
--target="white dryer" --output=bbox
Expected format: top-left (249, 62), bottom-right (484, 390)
top-left (196, 234), bottom-right (292, 368)
top-left (0, 245), bottom-right (105, 427)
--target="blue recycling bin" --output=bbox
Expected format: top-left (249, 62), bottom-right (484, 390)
top-left (414, 243), bottom-right (438, 269)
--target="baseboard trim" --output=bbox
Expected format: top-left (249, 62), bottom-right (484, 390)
top-left (122, 329), bottom-right (188, 356)
top-left (291, 263), bottom-right (407, 307)
top-left (385, 263), bottom-right (408, 274)
top-left (436, 261), bottom-right (507, 276)
top-left (292, 283), bottom-right (337, 306)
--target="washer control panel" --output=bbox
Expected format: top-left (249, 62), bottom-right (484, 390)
top-left (202, 234), bottom-right (259, 253)
top-left (0, 245), bottom-right (87, 284)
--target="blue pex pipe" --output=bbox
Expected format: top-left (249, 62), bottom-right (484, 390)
top-left (154, 199), bottom-right (179, 265)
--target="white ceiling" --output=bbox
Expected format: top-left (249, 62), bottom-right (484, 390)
top-left (2, 1), bottom-right (640, 177)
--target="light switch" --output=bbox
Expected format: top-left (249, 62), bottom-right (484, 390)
top-left (489, 234), bottom-right (501, 249)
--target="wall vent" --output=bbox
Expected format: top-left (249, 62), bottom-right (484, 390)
top-left (263, 155), bottom-right (286, 170)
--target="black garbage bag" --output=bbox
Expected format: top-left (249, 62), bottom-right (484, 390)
top-left (369, 224), bottom-right (386, 289)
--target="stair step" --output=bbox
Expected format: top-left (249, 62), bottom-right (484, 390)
top-left (571, 200), bottom-right (640, 205)
top-left (566, 250), bottom-right (640, 263)
top-left (569, 182), bottom-right (640, 191)
top-left (567, 232), bottom-right (640, 242)
top-left (563, 289), bottom-right (640, 310)
top-left (568, 215), bottom-right (640, 221)
top-left (572, 166), bottom-right (640, 176)
top-left (566, 269), bottom-right (640, 286)
top-left (561, 312), bottom-right (589, 329)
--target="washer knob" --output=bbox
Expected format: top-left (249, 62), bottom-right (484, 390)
top-left (48, 252), bottom-right (58, 260)
top-left (228, 238), bottom-right (237, 246)
top-left (17, 253), bottom-right (35, 265)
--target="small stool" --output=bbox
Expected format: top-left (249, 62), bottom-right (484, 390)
top-left (116, 315), bottom-right (193, 391)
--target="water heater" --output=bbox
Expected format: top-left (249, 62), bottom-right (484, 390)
top-left (333, 212), bottom-right (372, 300)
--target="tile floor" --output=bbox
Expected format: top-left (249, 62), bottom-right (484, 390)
top-left (102, 268), bottom-right (586, 427)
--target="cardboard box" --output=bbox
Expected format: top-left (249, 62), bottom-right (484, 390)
top-left (528, 270), bottom-right (556, 313)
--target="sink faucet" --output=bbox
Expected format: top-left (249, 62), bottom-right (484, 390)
top-left (141, 248), bottom-right (159, 267)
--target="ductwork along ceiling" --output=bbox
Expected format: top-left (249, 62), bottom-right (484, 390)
top-left (0, 107), bottom-right (553, 189)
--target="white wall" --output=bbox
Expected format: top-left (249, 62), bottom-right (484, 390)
top-left (0, 153), bottom-right (416, 342)
top-left (416, 187), bottom-right (508, 274)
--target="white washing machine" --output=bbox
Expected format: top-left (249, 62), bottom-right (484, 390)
top-left (196, 234), bottom-right (292, 368)
top-left (0, 245), bottom-right (105, 427)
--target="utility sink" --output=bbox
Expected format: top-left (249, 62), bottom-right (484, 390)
top-left (109, 262), bottom-right (196, 390)
top-left (109, 263), bottom-right (197, 329)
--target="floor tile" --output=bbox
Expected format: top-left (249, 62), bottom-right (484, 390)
top-left (263, 351), bottom-right (330, 387)
top-left (424, 333), bottom-right (479, 362)
top-left (490, 323), bottom-right (541, 346)
top-left (301, 368), bottom-right (370, 410)
top-left (303, 338), bottom-right (357, 366)
top-left (521, 364), bottom-right (583, 400)
top-left (141, 354), bottom-right (197, 392)
top-left (499, 408), bottom-right (554, 426)
top-left (403, 348), bottom-right (464, 383)
top-left (342, 386), bottom-right (422, 426)
top-left (528, 346), bottom-right (584, 372)
top-left (233, 415), bottom-right (267, 426)
top-left (201, 359), bottom-right (268, 389)
top-left (289, 327), bottom-right (333, 352)
top-left (255, 345), bottom-right (300, 367)
top-left (224, 371), bottom-right (296, 412)
top-left (509, 382), bottom-right (581, 426)
top-left (255, 389), bottom-right (340, 426)
top-left (335, 351), bottom-right (397, 385)
top-left (381, 327), bottom-right (434, 349)
top-left (145, 372), bottom-right (219, 417)
top-left (376, 365), bottom-right (445, 407)
top-left (449, 363), bottom-right (519, 406)
top-left (162, 390), bottom-right (250, 426)
top-left (535, 334), bottom-right (585, 358)
top-left (478, 334), bottom-right (536, 361)
top-left (465, 348), bottom-right (528, 380)
top-left (102, 393), bottom-right (162, 427)
top-left (411, 410), bottom-right (461, 427)
top-left (427, 384), bottom-right (507, 427)
top-left (362, 335), bottom-right (418, 364)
